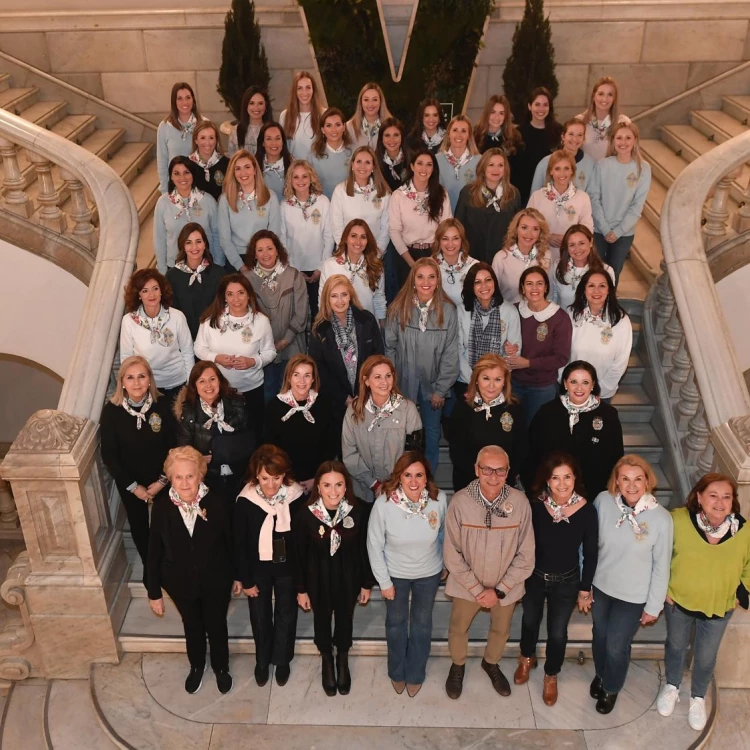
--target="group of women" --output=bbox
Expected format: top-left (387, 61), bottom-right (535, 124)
top-left (97, 73), bottom-right (747, 732)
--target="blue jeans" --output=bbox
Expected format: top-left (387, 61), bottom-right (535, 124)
top-left (263, 361), bottom-right (286, 403)
top-left (417, 384), bottom-right (443, 474)
top-left (594, 232), bottom-right (635, 287)
top-left (592, 586), bottom-right (644, 693)
top-left (664, 602), bottom-right (733, 698)
top-left (513, 382), bottom-right (558, 426)
top-left (385, 572), bottom-right (442, 684)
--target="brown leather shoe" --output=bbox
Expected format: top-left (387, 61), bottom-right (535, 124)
top-left (514, 655), bottom-right (537, 685)
top-left (543, 674), bottom-right (558, 706)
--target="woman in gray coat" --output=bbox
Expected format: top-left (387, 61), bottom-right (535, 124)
top-left (384, 257), bottom-right (458, 473)
top-left (244, 230), bottom-right (309, 402)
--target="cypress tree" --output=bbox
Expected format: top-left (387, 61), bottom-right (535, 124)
top-left (502, 0), bottom-right (559, 125)
top-left (217, 0), bottom-right (270, 121)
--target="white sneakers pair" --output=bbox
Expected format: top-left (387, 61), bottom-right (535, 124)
top-left (656, 683), bottom-right (707, 731)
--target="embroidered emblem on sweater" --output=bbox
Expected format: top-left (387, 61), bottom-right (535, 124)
top-left (536, 323), bottom-right (548, 341)
top-left (500, 412), bottom-right (514, 433)
top-left (626, 172), bottom-right (638, 189)
top-left (311, 208), bottom-right (321, 225)
top-left (592, 417), bottom-right (603, 431)
top-left (149, 413), bottom-right (162, 433)
top-left (343, 516), bottom-right (355, 529)
top-left (257, 206), bottom-right (267, 217)
top-left (428, 510), bottom-right (438, 529)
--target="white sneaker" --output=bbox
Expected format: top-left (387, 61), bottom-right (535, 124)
top-left (656, 683), bottom-right (680, 716)
top-left (688, 696), bottom-right (707, 731)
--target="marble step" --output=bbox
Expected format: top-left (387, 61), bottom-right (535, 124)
top-left (691, 108), bottom-right (750, 145)
top-left (136, 213), bottom-right (157, 270)
top-left (0, 85), bottom-right (38, 115)
top-left (16, 98), bottom-right (68, 132)
top-left (127, 159), bottom-right (160, 225)
top-left (721, 95), bottom-right (750, 126)
top-left (642, 177), bottom-right (668, 230)
top-left (0, 73), bottom-right (9, 93)
top-left (629, 218), bottom-right (663, 283)
top-left (640, 138), bottom-right (689, 190)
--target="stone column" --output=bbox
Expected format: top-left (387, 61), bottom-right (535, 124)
top-left (0, 410), bottom-right (130, 679)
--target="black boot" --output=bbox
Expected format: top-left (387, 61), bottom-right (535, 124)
top-left (596, 690), bottom-right (618, 714)
top-left (336, 650), bottom-right (351, 695)
top-left (590, 674), bottom-right (603, 700)
top-left (321, 652), bottom-right (337, 697)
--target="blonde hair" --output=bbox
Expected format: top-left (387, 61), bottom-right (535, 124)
top-left (313, 274), bottom-right (364, 333)
top-left (345, 146), bottom-right (389, 198)
top-left (502, 208), bottom-right (551, 265)
top-left (467, 148), bottom-right (518, 209)
top-left (282, 159), bottom-right (323, 200)
top-left (280, 354), bottom-right (320, 393)
top-left (440, 115), bottom-right (479, 156)
top-left (607, 454), bottom-right (658, 496)
top-left (284, 71), bottom-right (322, 139)
top-left (111, 356), bottom-right (161, 406)
top-left (164, 445), bottom-right (208, 481)
top-left (348, 82), bottom-right (392, 136)
top-left (431, 218), bottom-right (471, 262)
top-left (606, 121), bottom-right (644, 178)
top-left (581, 76), bottom-right (621, 128)
top-left (465, 353), bottom-right (514, 405)
top-left (545, 150), bottom-right (577, 183)
top-left (387, 257), bottom-right (454, 330)
top-left (223, 150), bottom-right (270, 211)
top-left (191, 119), bottom-right (224, 155)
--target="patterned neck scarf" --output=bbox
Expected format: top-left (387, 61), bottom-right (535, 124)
top-left (309, 497), bottom-right (353, 556)
top-left (237, 190), bottom-right (256, 211)
top-left (579, 304), bottom-right (608, 328)
top-left (486, 129), bottom-right (504, 144)
top-left (337, 252), bottom-right (368, 284)
top-left (560, 393), bottom-right (600, 433)
top-left (263, 157), bottom-right (285, 182)
top-left (178, 113), bottom-right (197, 141)
top-left (422, 128), bottom-right (445, 150)
top-left (469, 300), bottom-right (505, 369)
top-left (190, 149), bottom-right (221, 181)
top-left (353, 178), bottom-right (377, 202)
top-left (287, 193), bottom-right (317, 221)
top-left (541, 490), bottom-right (583, 523)
top-left (437, 252), bottom-right (468, 285)
top-left (413, 296), bottom-right (433, 332)
top-left (365, 393), bottom-right (403, 432)
top-left (218, 304), bottom-right (253, 338)
top-left (382, 149), bottom-right (404, 182)
top-left (254, 260), bottom-right (285, 293)
top-left (122, 392), bottom-right (153, 429)
top-left (614, 493), bottom-right (658, 539)
top-left (544, 181), bottom-right (577, 217)
top-left (482, 184), bottom-right (504, 212)
top-left (277, 389), bottom-right (318, 424)
top-left (175, 258), bottom-right (209, 286)
top-left (466, 480), bottom-right (512, 528)
top-left (257, 484), bottom-right (288, 507)
top-left (590, 114), bottom-right (612, 142)
top-left (169, 188), bottom-right (202, 221)
top-left (696, 510), bottom-right (739, 540)
top-left (564, 260), bottom-right (590, 290)
top-left (169, 482), bottom-right (209, 536)
top-left (389, 486), bottom-right (430, 520)
top-left (131, 305), bottom-right (173, 347)
top-left (444, 148), bottom-right (471, 179)
top-left (510, 243), bottom-right (538, 266)
top-left (331, 306), bottom-right (357, 389)
top-left (200, 398), bottom-right (234, 433)
top-left (472, 392), bottom-right (505, 421)
top-left (362, 118), bottom-right (381, 141)
top-left (400, 181), bottom-right (429, 216)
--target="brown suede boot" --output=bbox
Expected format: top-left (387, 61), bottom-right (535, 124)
top-left (513, 655), bottom-right (537, 685)
top-left (543, 674), bottom-right (558, 706)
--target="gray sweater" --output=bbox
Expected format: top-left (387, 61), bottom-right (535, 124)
top-left (384, 302), bottom-right (459, 401)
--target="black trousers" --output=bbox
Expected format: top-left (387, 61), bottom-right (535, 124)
top-left (242, 384), bottom-right (265, 448)
top-left (312, 589), bottom-right (357, 654)
top-left (171, 586), bottom-right (232, 673)
top-left (120, 489), bottom-right (149, 584)
top-left (248, 568), bottom-right (298, 668)
top-left (158, 383), bottom-right (186, 407)
top-left (396, 247), bottom-right (432, 287)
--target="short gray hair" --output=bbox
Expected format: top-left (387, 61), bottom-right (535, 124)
top-left (476, 445), bottom-right (509, 465)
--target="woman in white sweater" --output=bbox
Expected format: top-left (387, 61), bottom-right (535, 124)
top-left (431, 218), bottom-right (479, 309)
top-left (566, 269), bottom-right (632, 400)
top-left (319, 219), bottom-right (386, 323)
top-left (330, 146), bottom-right (391, 253)
top-left (119, 269), bottom-right (194, 401)
top-left (527, 150), bottom-right (593, 264)
top-left (194, 273), bottom-right (276, 441)
top-left (346, 82), bottom-right (392, 150)
top-left (278, 71), bottom-right (324, 160)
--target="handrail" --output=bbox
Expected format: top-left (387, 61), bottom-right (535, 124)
top-left (660, 130), bottom-right (750, 429)
top-left (0, 109), bottom-right (138, 423)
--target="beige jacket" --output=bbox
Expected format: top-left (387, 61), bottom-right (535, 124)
top-left (444, 481), bottom-right (534, 605)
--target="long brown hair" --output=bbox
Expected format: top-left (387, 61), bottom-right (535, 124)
top-left (312, 275), bottom-right (364, 333)
top-left (200, 273), bottom-right (261, 327)
top-left (165, 81), bottom-right (200, 130)
top-left (555, 224), bottom-right (605, 285)
top-left (309, 460), bottom-right (358, 506)
top-left (464, 353), bottom-right (514, 405)
top-left (311, 107), bottom-right (352, 159)
top-left (351, 354), bottom-right (402, 424)
top-left (345, 145), bottom-right (389, 198)
top-left (284, 71), bottom-right (322, 139)
top-left (467, 148), bottom-right (518, 209)
top-left (181, 360), bottom-right (236, 407)
top-left (473, 95), bottom-right (521, 155)
top-left (175, 222), bottom-right (214, 265)
top-left (245, 229), bottom-right (290, 267)
top-left (387, 257), bottom-right (453, 330)
top-left (686, 473), bottom-right (740, 515)
top-left (380, 451), bottom-right (440, 501)
top-left (334, 219), bottom-right (384, 291)
top-left (246, 444), bottom-right (295, 486)
top-left (223, 150), bottom-right (270, 211)
top-left (431, 218), bottom-right (470, 262)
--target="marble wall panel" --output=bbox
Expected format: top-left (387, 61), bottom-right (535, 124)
top-left (0, 33), bottom-right (50, 71)
top-left (587, 63), bottom-right (690, 107)
top-left (552, 22), bottom-right (645, 65)
top-left (263, 26), bottom-right (316, 71)
top-left (556, 65), bottom-right (590, 108)
top-left (641, 20), bottom-right (748, 63)
top-left (476, 22), bottom-right (515, 66)
top-left (46, 30), bottom-right (146, 73)
top-left (101, 71), bottom-right (196, 113)
top-left (143, 28), bottom-right (223, 72)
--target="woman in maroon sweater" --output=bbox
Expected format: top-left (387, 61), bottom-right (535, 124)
top-left (505, 266), bottom-right (572, 424)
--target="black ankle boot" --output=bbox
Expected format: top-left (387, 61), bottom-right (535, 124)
top-left (336, 650), bottom-right (351, 695)
top-left (590, 674), bottom-right (603, 699)
top-left (596, 690), bottom-right (618, 714)
top-left (321, 652), bottom-right (336, 697)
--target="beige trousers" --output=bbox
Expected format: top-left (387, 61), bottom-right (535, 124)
top-left (448, 598), bottom-right (515, 666)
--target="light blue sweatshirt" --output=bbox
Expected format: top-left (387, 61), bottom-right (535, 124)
top-left (531, 150), bottom-right (598, 194)
top-left (153, 191), bottom-right (222, 273)
top-left (261, 162), bottom-right (286, 202)
top-left (367, 490), bottom-right (447, 589)
top-left (157, 120), bottom-right (194, 194)
top-left (436, 152), bottom-right (481, 212)
top-left (309, 149), bottom-right (353, 200)
top-left (593, 492), bottom-right (673, 616)
top-left (590, 157), bottom-right (652, 238)
top-left (218, 192), bottom-right (281, 270)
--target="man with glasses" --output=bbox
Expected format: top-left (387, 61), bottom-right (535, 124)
top-left (443, 445), bottom-right (534, 699)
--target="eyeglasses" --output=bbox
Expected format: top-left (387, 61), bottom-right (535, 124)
top-left (477, 464), bottom-right (509, 477)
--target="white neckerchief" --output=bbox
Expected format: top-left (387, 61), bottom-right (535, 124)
top-left (175, 258), bottom-right (209, 286)
top-left (544, 181), bottom-right (577, 217)
top-left (190, 149), bottom-right (221, 181)
top-left (336, 252), bottom-right (368, 284)
top-left (437, 252), bottom-right (469, 285)
top-left (169, 482), bottom-right (209, 536)
top-left (254, 260), bottom-right (285, 293)
top-left (365, 393), bottom-right (403, 432)
top-left (200, 398), bottom-right (235, 433)
top-left (444, 148), bottom-right (471, 179)
top-left (169, 188), bottom-right (202, 221)
top-left (590, 113), bottom-right (612, 142)
top-left (131, 305), bottom-right (173, 347)
top-left (614, 493), bottom-right (658, 539)
top-left (218, 304), bottom-right (253, 337)
top-left (382, 149), bottom-right (404, 181)
top-left (564, 260), bottom-right (589, 290)
top-left (277, 389), bottom-right (318, 424)
top-left (422, 128), bottom-right (445, 149)
top-left (578, 304), bottom-right (609, 329)
top-left (541, 490), bottom-right (583, 523)
top-left (237, 189), bottom-right (257, 211)
top-left (122, 393), bottom-right (153, 429)
top-left (696, 510), bottom-right (739, 540)
top-left (482, 183), bottom-right (504, 212)
top-left (309, 498), bottom-right (353, 556)
top-left (362, 118), bottom-right (381, 140)
top-left (389, 486), bottom-right (430, 520)
top-left (178, 113), bottom-right (197, 141)
top-left (560, 393), bottom-right (600, 433)
top-left (472, 392), bottom-right (505, 421)
top-left (518, 299), bottom-right (560, 322)
top-left (287, 193), bottom-right (317, 221)
top-left (353, 178), bottom-right (377, 202)
top-left (414, 296), bottom-right (433, 332)
top-left (263, 157), bottom-right (285, 181)
top-left (400, 180), bottom-right (429, 216)
top-left (510, 243), bottom-right (538, 267)
top-left (326, 142), bottom-right (346, 155)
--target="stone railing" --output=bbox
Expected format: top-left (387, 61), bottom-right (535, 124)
top-left (0, 110), bottom-right (136, 680)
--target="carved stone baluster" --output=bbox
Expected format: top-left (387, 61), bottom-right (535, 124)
top-left (667, 337), bottom-right (691, 398)
top-left (683, 404), bottom-right (711, 468)
top-left (694, 442), bottom-right (715, 484)
top-left (702, 173), bottom-right (734, 251)
top-left (0, 480), bottom-right (18, 531)
top-left (0, 137), bottom-right (33, 218)
top-left (658, 307), bottom-right (683, 370)
top-left (61, 169), bottom-right (96, 251)
top-left (733, 180), bottom-right (750, 233)
top-left (675, 369), bottom-right (700, 433)
top-left (27, 151), bottom-right (67, 233)
top-left (654, 261), bottom-right (674, 337)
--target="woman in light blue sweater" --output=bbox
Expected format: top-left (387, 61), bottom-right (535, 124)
top-left (153, 156), bottom-right (222, 273)
top-left (435, 115), bottom-right (481, 212)
top-left (157, 82), bottom-right (204, 194)
top-left (591, 454), bottom-right (673, 715)
top-left (308, 107), bottom-right (354, 200)
top-left (589, 122), bottom-right (651, 285)
top-left (367, 451), bottom-right (447, 697)
top-left (218, 150), bottom-right (281, 272)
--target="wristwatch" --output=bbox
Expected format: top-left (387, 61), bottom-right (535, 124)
top-left (494, 587), bottom-right (506, 600)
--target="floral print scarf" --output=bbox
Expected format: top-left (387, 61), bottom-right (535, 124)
top-left (131, 305), bottom-right (173, 347)
top-left (309, 497), bottom-right (353, 556)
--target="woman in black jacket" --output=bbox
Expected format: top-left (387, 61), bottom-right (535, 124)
top-left (525, 360), bottom-right (624, 499)
top-left (101, 356), bottom-right (176, 578)
top-left (147, 446), bottom-right (236, 695)
top-left (308, 274), bottom-right (384, 456)
top-left (174, 361), bottom-right (254, 500)
top-left (445, 353), bottom-right (527, 492)
top-left (294, 461), bottom-right (373, 696)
